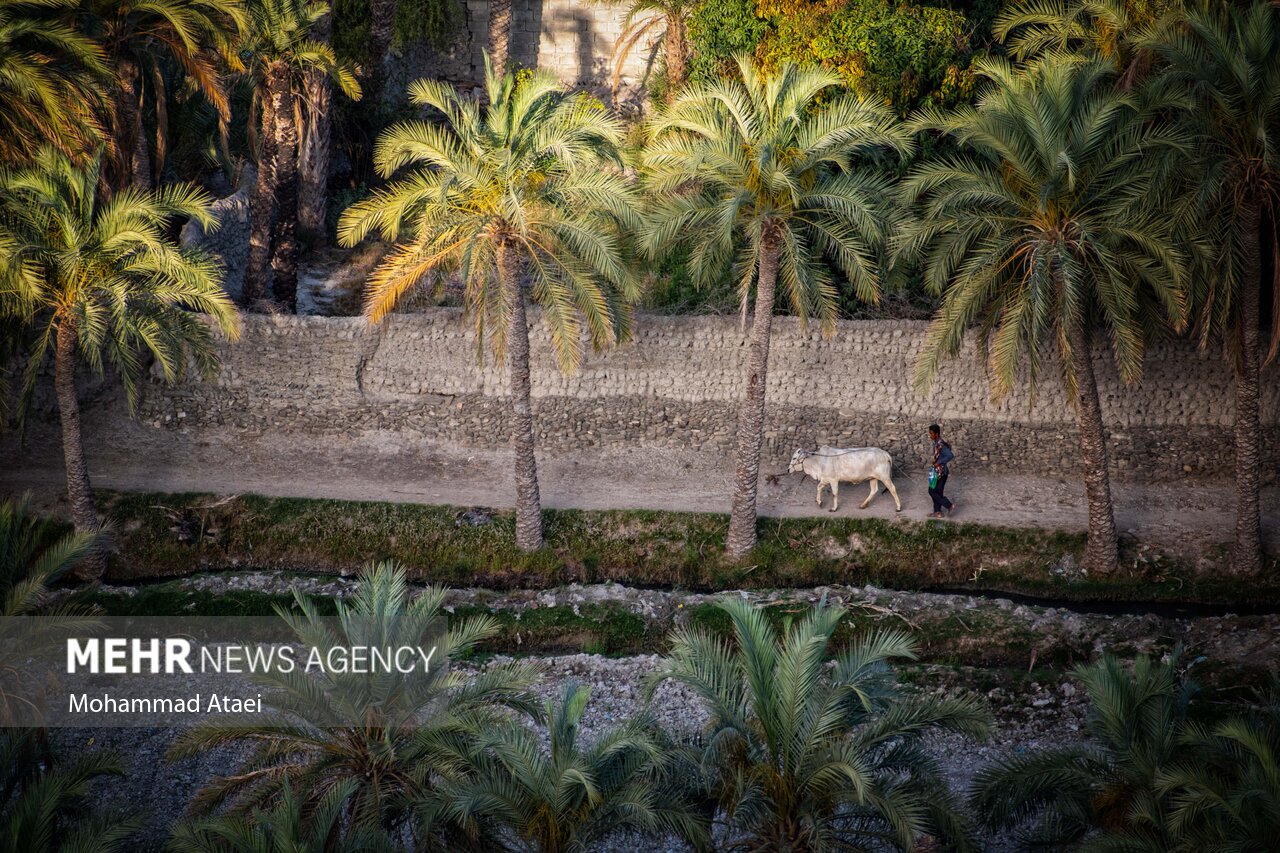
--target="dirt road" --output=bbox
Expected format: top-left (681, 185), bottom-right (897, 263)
top-left (4, 418), bottom-right (1276, 560)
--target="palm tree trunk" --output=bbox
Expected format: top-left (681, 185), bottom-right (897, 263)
top-left (487, 0), bottom-right (512, 75)
top-left (499, 242), bottom-right (543, 551)
top-left (726, 229), bottom-right (780, 558)
top-left (1232, 201), bottom-right (1264, 575)
top-left (369, 0), bottom-right (396, 105)
top-left (54, 320), bottom-right (104, 580)
top-left (116, 58), bottom-right (151, 191)
top-left (270, 66), bottom-right (301, 313)
top-left (244, 86), bottom-right (279, 307)
top-left (1068, 316), bottom-right (1119, 574)
top-left (664, 13), bottom-right (688, 98)
top-left (298, 11), bottom-right (333, 244)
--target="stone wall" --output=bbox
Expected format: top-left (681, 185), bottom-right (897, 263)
top-left (134, 311), bottom-right (1280, 481)
top-left (386, 0), bottom-right (661, 100)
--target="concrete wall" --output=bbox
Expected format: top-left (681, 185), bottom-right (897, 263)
top-left (133, 311), bottom-right (1280, 481)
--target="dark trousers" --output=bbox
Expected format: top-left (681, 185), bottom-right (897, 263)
top-left (929, 473), bottom-right (952, 513)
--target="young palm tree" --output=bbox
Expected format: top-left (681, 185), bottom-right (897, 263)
top-left (0, 0), bottom-right (109, 164)
top-left (647, 598), bottom-right (992, 851)
top-left (642, 56), bottom-right (911, 558)
top-left (170, 779), bottom-right (396, 852)
top-left (242, 0), bottom-right (359, 311)
top-left (0, 500), bottom-right (136, 850)
top-left (170, 561), bottom-right (545, 841)
top-left (1, 729), bottom-right (139, 853)
top-left (608, 0), bottom-right (695, 105)
top-left (0, 494), bottom-right (103, 725)
top-left (994, 0), bottom-right (1181, 82)
top-left (899, 55), bottom-right (1191, 575)
top-left (1159, 677), bottom-right (1280, 849)
top-left (338, 61), bottom-right (639, 551)
top-left (0, 149), bottom-right (239, 580)
top-left (433, 683), bottom-right (709, 851)
top-left (81, 0), bottom-right (247, 190)
top-left (1149, 0), bottom-right (1280, 576)
top-left (970, 653), bottom-right (1194, 849)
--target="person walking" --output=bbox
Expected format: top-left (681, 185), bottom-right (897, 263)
top-left (928, 424), bottom-right (955, 518)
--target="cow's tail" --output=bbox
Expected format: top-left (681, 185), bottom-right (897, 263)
top-left (890, 456), bottom-right (916, 482)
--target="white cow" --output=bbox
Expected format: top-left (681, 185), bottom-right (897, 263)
top-left (788, 446), bottom-right (901, 512)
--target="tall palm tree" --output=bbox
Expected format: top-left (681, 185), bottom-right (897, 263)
top-left (0, 149), bottom-right (239, 580)
top-left (641, 56), bottom-right (911, 558)
top-left (608, 0), bottom-right (695, 105)
top-left (338, 60), bottom-right (639, 551)
top-left (434, 682), bottom-right (710, 851)
top-left (1149, 0), bottom-right (1280, 576)
top-left (170, 562), bottom-right (545, 841)
top-left (970, 653), bottom-right (1194, 849)
top-left (170, 779), bottom-right (396, 852)
top-left (242, 0), bottom-right (359, 311)
top-left (487, 0), bottom-right (511, 74)
top-left (899, 55), bottom-right (1191, 575)
top-left (81, 0), bottom-right (247, 190)
top-left (648, 598), bottom-right (991, 851)
top-left (0, 0), bottom-right (110, 164)
top-left (297, 7), bottom-right (333, 242)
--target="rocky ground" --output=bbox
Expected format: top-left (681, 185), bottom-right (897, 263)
top-left (54, 651), bottom-right (1090, 852)
top-left (52, 575), bottom-right (1278, 851)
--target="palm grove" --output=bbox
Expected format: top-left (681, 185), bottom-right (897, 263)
top-left (0, 0), bottom-right (1278, 849)
top-left (2, 0), bottom-right (1275, 578)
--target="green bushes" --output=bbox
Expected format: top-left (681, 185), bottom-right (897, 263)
top-left (688, 0), bottom-right (978, 112)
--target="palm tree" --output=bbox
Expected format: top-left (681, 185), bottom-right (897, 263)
top-left (994, 0), bottom-right (1182, 82)
top-left (170, 562), bottom-right (544, 841)
top-left (608, 0), bottom-right (695, 105)
top-left (170, 779), bottom-right (396, 852)
top-left (0, 494), bottom-right (102, 726)
top-left (487, 0), bottom-right (512, 74)
top-left (0, 149), bottom-right (239, 579)
top-left (970, 653), bottom-right (1195, 849)
top-left (297, 7), bottom-right (333, 242)
top-left (242, 0), bottom-right (360, 311)
top-left (1, 729), bottom-right (139, 853)
top-left (81, 0), bottom-right (247, 190)
top-left (433, 682), bottom-right (710, 851)
top-left (648, 598), bottom-right (992, 851)
top-left (0, 498), bottom-right (136, 851)
top-left (1149, 0), bottom-right (1280, 576)
top-left (1159, 677), bottom-right (1280, 849)
top-left (338, 61), bottom-right (639, 551)
top-left (0, 0), bottom-right (110, 164)
top-left (899, 55), bottom-right (1191, 575)
top-left (641, 57), bottom-right (911, 558)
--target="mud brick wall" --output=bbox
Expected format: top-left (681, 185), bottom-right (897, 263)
top-left (132, 311), bottom-right (1280, 482)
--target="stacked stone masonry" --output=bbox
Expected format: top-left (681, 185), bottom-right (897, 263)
top-left (388, 0), bottom-right (661, 99)
top-left (135, 311), bottom-right (1280, 482)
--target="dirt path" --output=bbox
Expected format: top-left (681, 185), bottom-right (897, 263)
top-left (4, 419), bottom-right (1276, 559)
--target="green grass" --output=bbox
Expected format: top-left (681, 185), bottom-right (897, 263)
top-left (95, 490), bottom-right (1280, 605)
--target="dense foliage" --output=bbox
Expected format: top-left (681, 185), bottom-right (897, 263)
top-left (689, 0), bottom-right (989, 113)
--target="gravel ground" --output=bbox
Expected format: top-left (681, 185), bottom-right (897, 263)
top-left (52, 651), bottom-right (1089, 852)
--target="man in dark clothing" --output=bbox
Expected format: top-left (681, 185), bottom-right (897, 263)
top-left (928, 424), bottom-right (955, 518)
